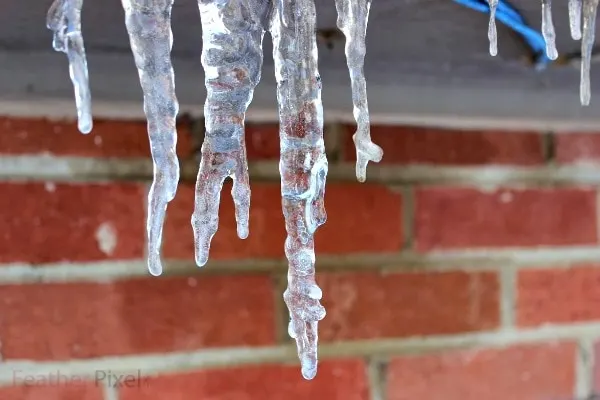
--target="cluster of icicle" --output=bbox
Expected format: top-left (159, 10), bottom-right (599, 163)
top-left (47, 0), bottom-right (597, 380)
top-left (47, 0), bottom-right (381, 380)
top-left (487, 0), bottom-right (598, 105)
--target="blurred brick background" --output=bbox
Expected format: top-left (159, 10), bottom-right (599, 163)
top-left (0, 117), bottom-right (599, 399)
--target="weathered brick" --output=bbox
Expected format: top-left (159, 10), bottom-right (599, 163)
top-left (555, 133), bottom-right (600, 164)
top-left (245, 123), bottom-right (280, 160)
top-left (0, 383), bottom-right (103, 400)
top-left (386, 343), bottom-right (576, 400)
top-left (518, 265), bottom-right (600, 326)
top-left (343, 125), bottom-right (544, 165)
top-left (163, 182), bottom-right (402, 260)
top-left (0, 275), bottom-right (275, 360)
top-left (120, 359), bottom-right (369, 400)
top-left (319, 271), bottom-right (499, 341)
top-left (0, 182), bottom-right (145, 263)
top-left (0, 116), bottom-right (193, 158)
top-left (415, 187), bottom-right (597, 251)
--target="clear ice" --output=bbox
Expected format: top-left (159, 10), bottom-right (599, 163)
top-left (272, 0), bottom-right (328, 379)
top-left (49, 0), bottom-right (600, 380)
top-left (121, 0), bottom-right (181, 276)
top-left (580, 0), bottom-right (599, 105)
top-left (191, 0), bottom-right (261, 267)
top-left (335, 0), bottom-right (383, 182)
top-left (47, 0), bottom-right (92, 134)
top-left (487, 0), bottom-right (498, 56)
top-left (483, 0), bottom-right (599, 105)
top-left (541, 0), bottom-right (558, 60)
top-left (569, 0), bottom-right (582, 40)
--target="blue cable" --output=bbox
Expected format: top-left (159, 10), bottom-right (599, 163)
top-left (452, 0), bottom-right (551, 69)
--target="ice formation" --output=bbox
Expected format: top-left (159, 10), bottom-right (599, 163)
top-left (48, 0), bottom-right (599, 379)
top-left (47, 0), bottom-right (92, 134)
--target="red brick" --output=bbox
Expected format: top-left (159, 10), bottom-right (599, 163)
top-left (415, 187), bottom-right (597, 251)
top-left (163, 183), bottom-right (402, 260)
top-left (343, 125), bottom-right (544, 165)
top-left (517, 265), bottom-right (600, 326)
top-left (0, 383), bottom-right (103, 400)
top-left (0, 116), bottom-right (193, 158)
top-left (120, 359), bottom-right (369, 400)
top-left (386, 343), bottom-right (576, 400)
top-left (0, 275), bottom-right (275, 360)
top-left (319, 271), bottom-right (499, 341)
top-left (555, 133), bottom-right (600, 164)
top-left (245, 123), bottom-right (280, 160)
top-left (0, 182), bottom-right (145, 263)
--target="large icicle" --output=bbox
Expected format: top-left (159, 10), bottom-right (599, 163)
top-left (47, 0), bottom-right (92, 134)
top-left (335, 0), bottom-right (383, 182)
top-left (487, 0), bottom-right (498, 56)
top-left (121, 0), bottom-right (181, 276)
top-left (270, 0), bottom-right (327, 380)
top-left (580, 0), bottom-right (599, 105)
top-left (192, 0), bottom-right (266, 266)
top-left (541, 0), bottom-right (558, 60)
top-left (569, 0), bottom-right (583, 40)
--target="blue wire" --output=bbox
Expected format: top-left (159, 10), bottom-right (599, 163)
top-left (452, 0), bottom-right (551, 68)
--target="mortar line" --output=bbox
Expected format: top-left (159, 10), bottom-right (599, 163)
top-left (324, 121), bottom-right (344, 164)
top-left (542, 131), bottom-right (556, 164)
top-left (102, 381), bottom-right (119, 400)
top-left (499, 266), bottom-right (517, 329)
top-left (399, 185), bottom-right (415, 251)
top-left (2, 323), bottom-right (600, 386)
top-left (575, 338), bottom-right (595, 399)
top-left (271, 273), bottom-right (289, 345)
top-left (366, 358), bottom-right (387, 400)
top-left (8, 156), bottom-right (600, 186)
top-left (2, 248), bottom-right (600, 284)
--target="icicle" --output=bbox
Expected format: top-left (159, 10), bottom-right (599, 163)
top-left (192, 0), bottom-right (266, 266)
top-left (335, 0), bottom-right (383, 182)
top-left (569, 0), bottom-right (583, 40)
top-left (47, 0), bottom-right (92, 134)
top-left (270, 0), bottom-right (327, 380)
top-left (580, 0), bottom-right (599, 106)
top-left (487, 0), bottom-right (498, 56)
top-left (121, 0), bottom-right (181, 276)
top-left (541, 0), bottom-right (558, 60)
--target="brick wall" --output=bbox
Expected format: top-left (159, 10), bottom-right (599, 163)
top-left (0, 117), bottom-right (599, 400)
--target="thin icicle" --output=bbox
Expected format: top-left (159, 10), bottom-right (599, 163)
top-left (47, 0), bottom-right (92, 134)
top-left (487, 0), bottom-right (498, 56)
top-left (271, 0), bottom-right (327, 380)
top-left (569, 0), bottom-right (583, 40)
top-left (580, 0), bottom-right (599, 105)
top-left (192, 0), bottom-right (266, 266)
top-left (121, 0), bottom-right (181, 276)
top-left (541, 0), bottom-right (558, 60)
top-left (335, 0), bottom-right (383, 182)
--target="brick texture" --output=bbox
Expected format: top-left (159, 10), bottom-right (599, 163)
top-left (0, 117), bottom-right (193, 158)
top-left (0, 275), bottom-right (276, 360)
top-left (0, 182), bottom-right (145, 263)
top-left (163, 182), bottom-right (402, 260)
top-left (555, 133), bottom-right (600, 164)
top-left (343, 125), bottom-right (545, 165)
top-left (3, 117), bottom-right (600, 399)
top-left (245, 123), bottom-right (280, 160)
top-left (386, 343), bottom-right (576, 400)
top-left (119, 359), bottom-right (369, 400)
top-left (518, 265), bottom-right (600, 326)
top-left (415, 187), bottom-right (597, 251)
top-left (0, 383), bottom-right (103, 400)
top-left (319, 271), bottom-right (500, 341)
